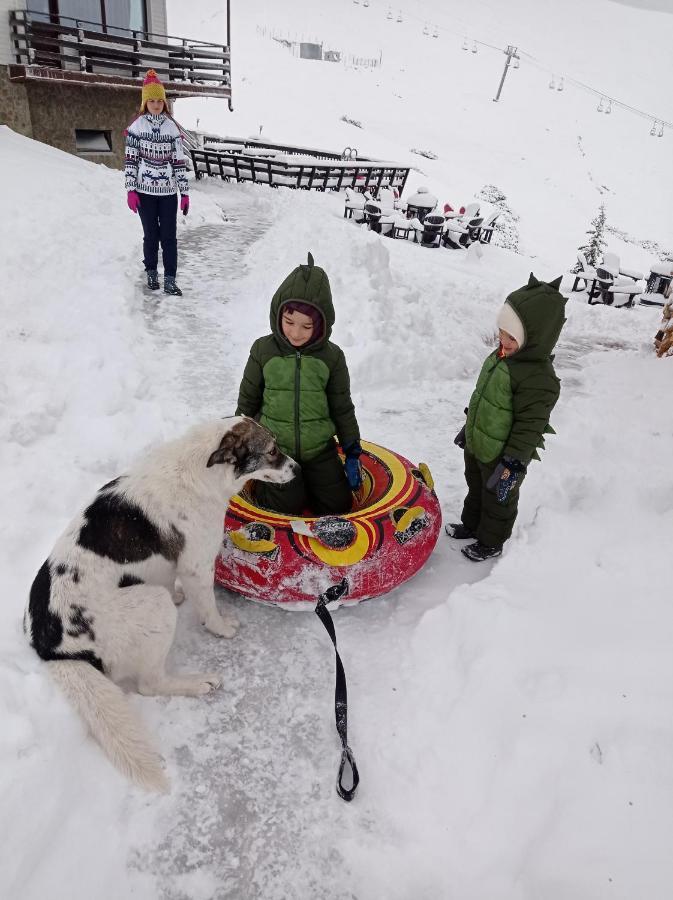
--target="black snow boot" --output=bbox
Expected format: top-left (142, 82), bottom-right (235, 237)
top-left (461, 541), bottom-right (503, 562)
top-left (163, 276), bottom-right (182, 296)
top-left (146, 269), bottom-right (160, 290)
top-left (445, 522), bottom-right (475, 540)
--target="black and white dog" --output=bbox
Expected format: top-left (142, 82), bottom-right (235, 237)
top-left (24, 417), bottom-right (297, 791)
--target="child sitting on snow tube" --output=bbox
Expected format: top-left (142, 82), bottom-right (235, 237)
top-left (236, 253), bottom-right (362, 514)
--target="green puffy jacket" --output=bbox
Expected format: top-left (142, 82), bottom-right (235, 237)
top-left (465, 274), bottom-right (567, 465)
top-left (236, 255), bottom-right (360, 462)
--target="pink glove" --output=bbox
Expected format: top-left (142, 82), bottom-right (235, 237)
top-left (180, 195), bottom-right (190, 216)
top-left (127, 191), bottom-right (140, 213)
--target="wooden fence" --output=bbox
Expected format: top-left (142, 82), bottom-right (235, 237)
top-left (190, 141), bottom-right (409, 193)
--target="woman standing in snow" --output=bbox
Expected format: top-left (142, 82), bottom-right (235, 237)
top-left (124, 69), bottom-right (189, 296)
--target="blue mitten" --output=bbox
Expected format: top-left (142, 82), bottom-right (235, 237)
top-left (486, 456), bottom-right (525, 503)
top-left (343, 441), bottom-right (363, 490)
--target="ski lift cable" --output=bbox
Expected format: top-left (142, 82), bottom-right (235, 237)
top-left (519, 52), bottom-right (672, 129)
top-left (356, 2), bottom-right (669, 131)
top-left (390, 1), bottom-right (507, 52)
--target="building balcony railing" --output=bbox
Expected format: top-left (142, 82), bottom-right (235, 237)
top-left (8, 8), bottom-right (231, 101)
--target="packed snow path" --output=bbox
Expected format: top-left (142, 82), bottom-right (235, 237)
top-left (130, 183), bottom-right (489, 898)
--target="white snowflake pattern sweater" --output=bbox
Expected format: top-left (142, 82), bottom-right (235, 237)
top-left (124, 114), bottom-right (189, 196)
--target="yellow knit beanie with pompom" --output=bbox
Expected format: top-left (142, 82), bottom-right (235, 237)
top-left (140, 69), bottom-right (166, 111)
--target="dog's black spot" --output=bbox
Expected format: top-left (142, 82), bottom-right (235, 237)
top-left (54, 563), bottom-right (81, 582)
top-left (66, 604), bottom-right (95, 641)
top-left (77, 492), bottom-right (185, 564)
top-left (28, 560), bottom-right (62, 656)
top-left (27, 561), bottom-right (105, 672)
top-left (118, 573), bottom-right (144, 588)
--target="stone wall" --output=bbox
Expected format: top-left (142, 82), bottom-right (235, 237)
top-left (0, 67), bottom-right (33, 137)
top-left (26, 81), bottom-right (139, 170)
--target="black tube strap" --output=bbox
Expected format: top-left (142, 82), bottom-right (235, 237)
top-left (314, 578), bottom-right (359, 802)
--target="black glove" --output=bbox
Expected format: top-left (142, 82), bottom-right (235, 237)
top-left (486, 456), bottom-right (526, 503)
top-left (454, 407), bottom-right (468, 449)
top-left (343, 440), bottom-right (363, 490)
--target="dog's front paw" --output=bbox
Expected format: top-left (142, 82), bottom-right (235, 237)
top-left (199, 672), bottom-right (223, 692)
top-left (204, 614), bottom-right (239, 638)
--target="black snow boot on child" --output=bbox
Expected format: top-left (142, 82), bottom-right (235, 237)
top-left (461, 541), bottom-right (503, 562)
top-left (445, 523), bottom-right (475, 540)
top-left (164, 276), bottom-right (183, 296)
top-left (146, 269), bottom-right (160, 290)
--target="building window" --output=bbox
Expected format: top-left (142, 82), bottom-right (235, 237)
top-left (75, 129), bottom-right (113, 153)
top-left (33, 1), bottom-right (148, 34)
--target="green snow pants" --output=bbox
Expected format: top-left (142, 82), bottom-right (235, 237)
top-left (460, 450), bottom-right (526, 548)
top-left (254, 440), bottom-right (353, 516)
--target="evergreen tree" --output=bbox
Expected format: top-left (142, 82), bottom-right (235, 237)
top-left (572, 204), bottom-right (607, 271)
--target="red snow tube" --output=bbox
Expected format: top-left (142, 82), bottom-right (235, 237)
top-left (215, 441), bottom-right (442, 608)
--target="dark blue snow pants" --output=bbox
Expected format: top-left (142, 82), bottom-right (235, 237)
top-left (137, 192), bottom-right (178, 277)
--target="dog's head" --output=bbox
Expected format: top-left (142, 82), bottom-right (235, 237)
top-left (206, 418), bottom-right (298, 485)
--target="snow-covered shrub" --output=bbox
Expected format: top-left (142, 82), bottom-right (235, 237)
top-left (410, 148), bottom-right (438, 160)
top-left (476, 184), bottom-right (520, 253)
top-left (573, 204), bottom-right (607, 271)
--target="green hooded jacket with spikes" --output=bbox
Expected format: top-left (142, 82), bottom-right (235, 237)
top-left (465, 274), bottom-right (567, 466)
top-left (236, 254), bottom-right (360, 462)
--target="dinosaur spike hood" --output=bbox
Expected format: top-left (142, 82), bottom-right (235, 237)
top-left (465, 273), bottom-right (567, 467)
top-left (269, 252), bottom-right (335, 350)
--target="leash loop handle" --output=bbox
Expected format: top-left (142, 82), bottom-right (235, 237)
top-left (315, 578), bottom-right (359, 802)
top-left (337, 745), bottom-right (360, 802)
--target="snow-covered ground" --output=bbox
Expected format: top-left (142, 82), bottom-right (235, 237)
top-left (2, 0), bottom-right (673, 897)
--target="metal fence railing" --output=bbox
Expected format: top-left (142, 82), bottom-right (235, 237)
top-left (190, 140), bottom-right (409, 193)
top-left (10, 8), bottom-right (230, 92)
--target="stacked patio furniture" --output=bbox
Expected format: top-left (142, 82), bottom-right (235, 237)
top-left (640, 263), bottom-right (673, 307)
top-left (403, 186), bottom-right (438, 223)
top-left (587, 252), bottom-right (645, 308)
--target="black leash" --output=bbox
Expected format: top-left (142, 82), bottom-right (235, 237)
top-left (314, 578), bottom-right (359, 802)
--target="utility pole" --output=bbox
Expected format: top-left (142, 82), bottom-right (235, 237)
top-left (493, 45), bottom-right (519, 102)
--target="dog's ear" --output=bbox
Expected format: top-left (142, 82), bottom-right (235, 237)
top-left (206, 431), bottom-right (239, 468)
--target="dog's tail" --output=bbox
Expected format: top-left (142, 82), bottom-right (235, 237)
top-left (48, 660), bottom-right (169, 792)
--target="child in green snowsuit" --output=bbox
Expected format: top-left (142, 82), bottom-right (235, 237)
top-left (236, 253), bottom-right (361, 515)
top-left (446, 274), bottom-right (567, 561)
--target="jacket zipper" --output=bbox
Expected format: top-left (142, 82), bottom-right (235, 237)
top-left (471, 355), bottom-right (500, 433)
top-left (294, 351), bottom-right (301, 459)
